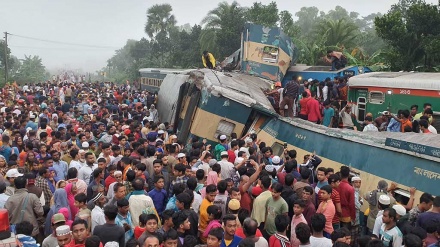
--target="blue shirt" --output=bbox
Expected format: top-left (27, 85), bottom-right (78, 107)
top-left (322, 107), bottom-right (335, 127)
top-left (220, 235), bottom-right (242, 247)
top-left (25, 121), bottom-right (38, 131)
top-left (165, 196), bottom-right (178, 212)
top-left (149, 188), bottom-right (167, 213)
top-left (115, 212), bottom-right (134, 243)
top-left (387, 118), bottom-right (401, 132)
top-left (53, 160), bottom-right (68, 181)
top-left (0, 145), bottom-right (12, 163)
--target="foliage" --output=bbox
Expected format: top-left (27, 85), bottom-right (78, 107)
top-left (15, 55), bottom-right (48, 83)
top-left (375, 1), bottom-right (440, 71)
top-left (246, 2), bottom-right (279, 27)
top-left (145, 4), bottom-right (177, 40)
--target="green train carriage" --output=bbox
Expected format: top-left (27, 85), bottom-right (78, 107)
top-left (348, 72), bottom-right (440, 131)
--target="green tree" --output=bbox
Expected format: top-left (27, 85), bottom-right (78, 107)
top-left (16, 55), bottom-right (47, 83)
top-left (145, 4), bottom-right (177, 40)
top-left (246, 2), bottom-right (279, 27)
top-left (315, 18), bottom-right (360, 48)
top-left (202, 1), bottom-right (246, 59)
top-left (294, 7), bottom-right (323, 40)
top-left (375, 1), bottom-right (440, 70)
top-left (279, 10), bottom-right (300, 38)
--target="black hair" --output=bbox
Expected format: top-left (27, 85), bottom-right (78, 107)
top-left (161, 209), bottom-right (175, 222)
top-left (173, 183), bottom-right (186, 196)
top-left (103, 204), bottom-right (118, 220)
top-left (172, 211), bottom-right (188, 229)
top-left (384, 208), bottom-right (397, 222)
top-left (285, 174), bottom-right (295, 186)
top-left (74, 193), bottom-right (87, 204)
top-left (294, 199), bottom-right (306, 208)
top-left (15, 221), bottom-right (33, 236)
top-left (163, 228), bottom-right (178, 241)
top-left (153, 175), bottom-right (164, 184)
top-left (92, 167), bottom-right (103, 179)
top-left (403, 234), bottom-right (422, 247)
top-left (275, 214), bottom-right (290, 233)
top-left (126, 170), bottom-right (136, 182)
top-left (176, 192), bottom-right (192, 209)
top-left (320, 185), bottom-right (332, 194)
top-left (260, 176), bottom-right (271, 189)
top-left (311, 213), bottom-right (326, 232)
top-left (328, 174), bottom-right (341, 184)
top-left (85, 235), bottom-right (101, 247)
top-left (207, 205), bottom-right (223, 220)
top-left (183, 235), bottom-right (198, 247)
top-left (186, 177), bottom-right (197, 190)
top-left (211, 163), bottom-right (221, 173)
top-left (238, 238), bottom-right (256, 247)
top-left (145, 214), bottom-right (159, 224)
top-left (300, 167), bottom-right (311, 180)
top-left (14, 176), bottom-right (27, 189)
top-left (285, 160), bottom-right (296, 173)
top-left (72, 218), bottom-right (88, 229)
top-left (217, 180), bottom-right (227, 193)
top-left (174, 163), bottom-right (186, 174)
top-left (303, 186), bottom-right (314, 195)
top-left (295, 222), bottom-right (311, 244)
top-left (222, 214), bottom-right (237, 225)
top-left (0, 181), bottom-right (6, 194)
top-left (208, 227), bottom-right (224, 241)
top-left (206, 184), bottom-right (217, 193)
top-left (272, 182), bottom-right (283, 193)
top-left (420, 192), bottom-right (434, 204)
top-left (196, 169), bottom-right (205, 180)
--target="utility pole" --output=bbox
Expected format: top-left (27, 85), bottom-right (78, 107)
top-left (3, 32), bottom-right (8, 84)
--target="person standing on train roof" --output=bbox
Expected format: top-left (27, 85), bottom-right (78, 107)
top-left (280, 76), bottom-right (299, 118)
top-left (202, 51), bottom-right (216, 69)
top-left (306, 92), bottom-right (322, 124)
top-left (363, 116), bottom-right (378, 132)
top-left (324, 50), bottom-right (347, 71)
top-left (322, 101), bottom-right (335, 128)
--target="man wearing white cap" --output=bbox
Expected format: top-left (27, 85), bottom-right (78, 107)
top-left (372, 194), bottom-right (391, 238)
top-left (351, 176), bottom-right (363, 235)
top-left (56, 225), bottom-right (72, 247)
top-left (5, 168), bottom-right (24, 196)
top-left (214, 134), bottom-right (228, 160)
top-left (25, 114), bottom-right (38, 131)
top-left (219, 151), bottom-right (234, 180)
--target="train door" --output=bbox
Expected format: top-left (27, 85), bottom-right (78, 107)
top-left (174, 82), bottom-right (201, 142)
top-left (352, 89), bottom-right (368, 123)
top-left (242, 110), bottom-right (270, 136)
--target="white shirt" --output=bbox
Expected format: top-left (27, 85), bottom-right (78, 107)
top-left (255, 237), bottom-right (269, 247)
top-left (428, 125), bottom-right (438, 134)
top-left (373, 210), bottom-right (384, 237)
top-left (128, 193), bottom-right (156, 227)
top-left (379, 224), bottom-right (403, 247)
top-left (69, 160), bottom-right (82, 171)
top-left (78, 164), bottom-right (98, 186)
top-left (363, 123), bottom-right (379, 132)
top-left (192, 191), bottom-right (202, 213)
top-left (91, 205), bottom-right (105, 233)
top-left (219, 159), bottom-right (235, 180)
top-left (309, 236), bottom-right (332, 247)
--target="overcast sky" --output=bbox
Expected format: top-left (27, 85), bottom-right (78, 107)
top-left (1, 0), bottom-right (437, 73)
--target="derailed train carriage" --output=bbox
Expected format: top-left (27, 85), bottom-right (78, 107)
top-left (158, 68), bottom-right (440, 202)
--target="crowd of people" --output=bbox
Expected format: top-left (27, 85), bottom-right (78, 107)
top-left (266, 76), bottom-right (436, 134)
top-left (0, 79), bottom-right (438, 247)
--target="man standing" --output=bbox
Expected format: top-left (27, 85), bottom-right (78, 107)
top-left (128, 178), bottom-right (157, 226)
top-left (379, 208), bottom-right (403, 247)
top-left (219, 151), bottom-right (234, 180)
top-left (36, 167), bottom-right (54, 206)
top-left (91, 192), bottom-right (106, 232)
top-left (251, 176), bottom-right (272, 228)
top-left (78, 152), bottom-right (97, 186)
top-left (52, 150), bottom-right (68, 181)
top-left (55, 225), bottom-right (73, 247)
top-left (68, 219), bottom-right (90, 247)
top-left (408, 193), bottom-right (434, 226)
top-left (280, 77), bottom-right (299, 118)
top-left (5, 176), bottom-right (44, 237)
top-left (221, 214), bottom-right (242, 247)
top-left (337, 166), bottom-right (355, 230)
top-left (242, 218), bottom-right (268, 247)
top-left (202, 51), bottom-right (216, 69)
top-left (264, 183), bottom-right (289, 237)
top-left (93, 204), bottom-right (125, 247)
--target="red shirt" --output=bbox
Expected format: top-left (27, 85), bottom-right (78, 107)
top-left (235, 227), bottom-right (263, 239)
top-left (239, 184), bottom-right (252, 212)
top-left (306, 98), bottom-right (322, 122)
top-left (299, 97), bottom-right (310, 115)
top-left (105, 176), bottom-right (116, 189)
top-left (134, 226), bottom-right (146, 240)
top-left (269, 233), bottom-right (292, 247)
top-left (228, 149), bottom-right (236, 163)
top-left (336, 180), bottom-right (356, 222)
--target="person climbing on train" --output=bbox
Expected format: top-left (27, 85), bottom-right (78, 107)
top-left (202, 51), bottom-right (216, 69)
top-left (324, 50), bottom-right (347, 71)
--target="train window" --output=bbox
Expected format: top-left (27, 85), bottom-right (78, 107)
top-left (214, 120), bottom-right (235, 139)
top-left (357, 97), bottom-right (366, 122)
top-left (271, 142), bottom-right (285, 157)
top-left (393, 188), bottom-right (410, 206)
top-left (369, 91), bottom-right (384, 104)
top-left (262, 46), bottom-right (279, 63)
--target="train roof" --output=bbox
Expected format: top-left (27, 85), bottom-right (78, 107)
top-left (189, 69), bottom-right (276, 114)
top-left (349, 72), bottom-right (440, 90)
top-left (277, 117), bottom-right (440, 161)
top-left (139, 68), bottom-right (193, 74)
top-left (288, 65), bottom-right (358, 72)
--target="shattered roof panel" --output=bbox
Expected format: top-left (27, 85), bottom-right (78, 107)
top-left (191, 69), bottom-right (276, 113)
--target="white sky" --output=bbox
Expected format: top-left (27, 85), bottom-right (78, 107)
top-left (1, 0), bottom-right (437, 72)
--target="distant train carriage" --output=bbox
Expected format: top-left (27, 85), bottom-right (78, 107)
top-left (138, 68), bottom-right (191, 92)
top-left (348, 72), bottom-right (440, 131)
top-left (282, 65), bottom-right (372, 85)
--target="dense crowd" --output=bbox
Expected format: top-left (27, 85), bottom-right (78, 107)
top-left (267, 76), bottom-right (436, 134)
top-left (0, 79), bottom-right (438, 247)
